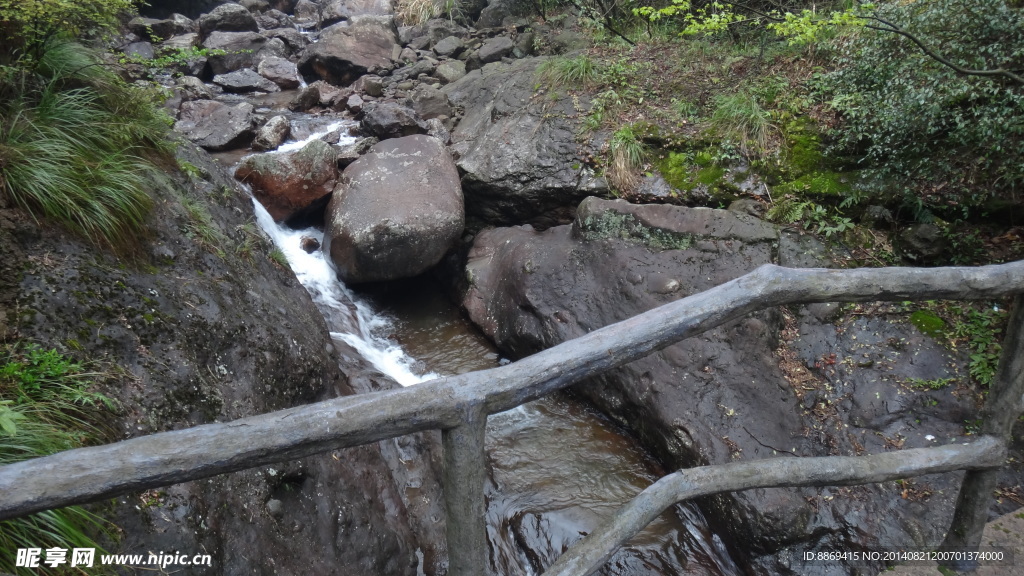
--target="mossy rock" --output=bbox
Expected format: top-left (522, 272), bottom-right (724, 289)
top-left (909, 310), bottom-right (946, 338)
top-left (654, 149), bottom-right (740, 204)
top-left (774, 171), bottom-right (854, 199)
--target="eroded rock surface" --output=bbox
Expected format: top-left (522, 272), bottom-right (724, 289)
top-left (0, 142), bottom-right (445, 576)
top-left (444, 58), bottom-right (606, 228)
top-left (174, 100), bottom-right (255, 150)
top-left (462, 197), bottom-right (974, 574)
top-left (298, 16), bottom-right (399, 85)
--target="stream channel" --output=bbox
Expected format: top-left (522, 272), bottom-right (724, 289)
top-left (217, 99), bottom-right (741, 575)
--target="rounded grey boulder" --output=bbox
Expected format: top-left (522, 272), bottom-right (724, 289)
top-left (323, 135), bottom-right (464, 283)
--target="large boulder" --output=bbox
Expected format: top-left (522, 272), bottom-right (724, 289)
top-left (360, 101), bottom-right (426, 139)
top-left (202, 31), bottom-right (267, 75)
top-left (235, 139), bottom-right (339, 223)
top-left (409, 84), bottom-right (451, 119)
top-left (323, 135), bottom-right (463, 283)
top-left (128, 14), bottom-right (196, 41)
top-left (477, 36), bottom-right (514, 63)
top-left (251, 114), bottom-right (291, 151)
top-left (320, 0), bottom-right (395, 25)
top-left (298, 16), bottom-right (399, 85)
top-left (174, 100), bottom-right (255, 150)
top-left (265, 27), bottom-right (309, 53)
top-left (197, 3), bottom-right (259, 38)
top-left (476, 0), bottom-right (530, 27)
top-left (258, 56), bottom-right (303, 89)
top-left (443, 58), bottom-right (605, 228)
top-left (433, 59), bottom-right (466, 84)
top-left (461, 197), bottom-right (980, 575)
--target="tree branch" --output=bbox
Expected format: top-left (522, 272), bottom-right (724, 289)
top-left (862, 15), bottom-right (1024, 84)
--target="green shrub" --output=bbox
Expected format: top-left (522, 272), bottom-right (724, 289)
top-left (0, 0), bottom-right (139, 58)
top-left (820, 0), bottom-right (1024, 214)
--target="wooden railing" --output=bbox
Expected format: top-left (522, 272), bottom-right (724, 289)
top-left (2, 262), bottom-right (1023, 575)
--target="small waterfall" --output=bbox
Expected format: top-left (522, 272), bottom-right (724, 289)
top-left (244, 120), bottom-right (436, 386)
top-left (238, 98), bottom-right (738, 576)
top-left (252, 200), bottom-right (436, 386)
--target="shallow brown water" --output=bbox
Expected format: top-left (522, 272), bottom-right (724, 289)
top-left (360, 278), bottom-right (740, 576)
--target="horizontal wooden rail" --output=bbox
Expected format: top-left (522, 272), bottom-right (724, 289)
top-left (540, 435), bottom-right (1007, 576)
top-left (1, 261), bottom-right (1022, 519)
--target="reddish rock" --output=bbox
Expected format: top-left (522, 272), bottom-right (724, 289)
top-left (235, 139), bottom-right (338, 222)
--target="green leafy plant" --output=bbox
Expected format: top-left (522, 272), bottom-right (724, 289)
top-left (0, 344), bottom-right (117, 575)
top-left (820, 0), bottom-right (1024, 214)
top-left (120, 46), bottom-right (228, 76)
top-left (0, 0), bottom-right (139, 57)
top-left (948, 305), bottom-right (1005, 388)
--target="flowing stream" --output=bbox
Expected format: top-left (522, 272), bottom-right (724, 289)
top-left (225, 112), bottom-right (742, 574)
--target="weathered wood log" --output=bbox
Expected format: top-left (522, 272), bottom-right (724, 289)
top-left (940, 295), bottom-right (1024, 571)
top-left (0, 261), bottom-right (1022, 519)
top-left (442, 403), bottom-right (489, 576)
top-left (541, 436), bottom-right (1007, 576)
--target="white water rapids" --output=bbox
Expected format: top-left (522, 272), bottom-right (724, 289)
top-left (246, 120), bottom-right (437, 386)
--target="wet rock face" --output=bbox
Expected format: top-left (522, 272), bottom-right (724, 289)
top-left (444, 58), bottom-right (606, 229)
top-left (1, 142), bottom-right (443, 576)
top-left (252, 114), bottom-right (291, 151)
top-left (213, 68), bottom-right (281, 93)
top-left (298, 16), bottom-right (399, 85)
top-left (461, 197), bottom-right (973, 574)
top-left (236, 139), bottom-right (339, 223)
top-left (360, 101), bottom-right (426, 138)
top-left (174, 100), bottom-right (255, 150)
top-left (323, 135), bottom-right (464, 283)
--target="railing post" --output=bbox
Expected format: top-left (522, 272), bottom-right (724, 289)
top-left (442, 402), bottom-right (489, 576)
top-left (941, 295), bottom-right (1024, 572)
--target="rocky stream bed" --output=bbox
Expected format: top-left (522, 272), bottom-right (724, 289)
top-left (0, 0), bottom-right (1019, 574)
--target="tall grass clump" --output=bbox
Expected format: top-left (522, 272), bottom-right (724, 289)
top-left (395, 0), bottom-right (468, 24)
top-left (396, 0), bottom-right (439, 24)
top-left (608, 124), bottom-right (646, 192)
top-left (0, 344), bottom-right (117, 575)
top-left (0, 38), bottom-right (173, 249)
top-left (538, 55), bottom-right (601, 87)
top-left (709, 89), bottom-right (777, 158)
